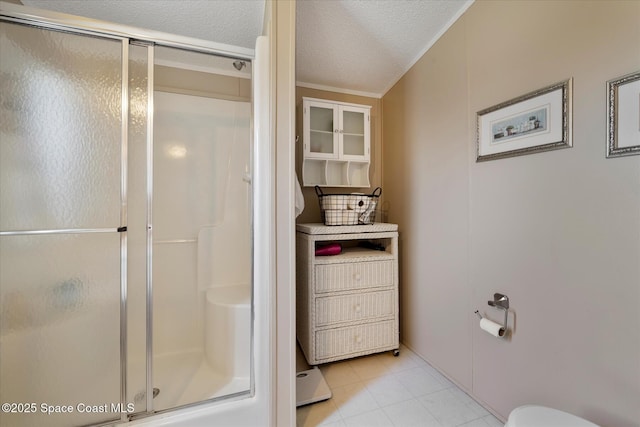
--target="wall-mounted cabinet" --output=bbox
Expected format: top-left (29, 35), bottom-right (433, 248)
top-left (302, 97), bottom-right (371, 187)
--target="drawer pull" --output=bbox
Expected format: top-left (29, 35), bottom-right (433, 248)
top-left (355, 334), bottom-right (362, 344)
top-left (353, 272), bottom-right (362, 281)
top-left (354, 304), bottom-right (361, 313)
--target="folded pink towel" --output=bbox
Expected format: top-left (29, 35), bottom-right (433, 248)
top-left (315, 243), bottom-right (342, 256)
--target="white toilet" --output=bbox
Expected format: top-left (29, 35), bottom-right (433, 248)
top-left (505, 405), bottom-right (600, 427)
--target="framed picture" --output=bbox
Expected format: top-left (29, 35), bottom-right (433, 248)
top-left (607, 71), bottom-right (640, 158)
top-left (477, 79), bottom-right (572, 162)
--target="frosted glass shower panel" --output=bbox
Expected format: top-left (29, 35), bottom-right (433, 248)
top-left (0, 233), bottom-right (121, 427)
top-left (0, 22), bottom-right (123, 232)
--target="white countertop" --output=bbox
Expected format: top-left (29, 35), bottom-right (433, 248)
top-left (296, 223), bottom-right (398, 235)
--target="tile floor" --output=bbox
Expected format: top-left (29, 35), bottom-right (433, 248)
top-left (296, 345), bottom-right (504, 427)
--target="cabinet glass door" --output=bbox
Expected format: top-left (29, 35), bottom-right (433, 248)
top-left (305, 101), bottom-right (338, 158)
top-left (340, 106), bottom-right (369, 160)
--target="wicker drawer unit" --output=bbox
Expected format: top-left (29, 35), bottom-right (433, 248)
top-left (315, 290), bottom-right (395, 326)
top-left (315, 260), bottom-right (395, 293)
top-left (315, 320), bottom-right (396, 360)
top-left (296, 223), bottom-right (399, 365)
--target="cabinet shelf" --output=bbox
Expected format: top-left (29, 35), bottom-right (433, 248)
top-left (302, 159), bottom-right (370, 187)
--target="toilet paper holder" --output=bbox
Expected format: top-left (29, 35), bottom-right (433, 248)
top-left (475, 293), bottom-right (509, 332)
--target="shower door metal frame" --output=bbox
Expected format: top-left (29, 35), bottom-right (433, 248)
top-left (0, 3), bottom-right (257, 425)
top-left (144, 42), bottom-right (155, 418)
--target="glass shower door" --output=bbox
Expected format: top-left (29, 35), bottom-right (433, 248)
top-left (0, 21), bottom-right (126, 427)
top-left (150, 46), bottom-right (252, 413)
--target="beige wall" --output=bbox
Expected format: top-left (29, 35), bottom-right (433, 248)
top-left (295, 87), bottom-right (383, 224)
top-left (382, 1), bottom-right (640, 425)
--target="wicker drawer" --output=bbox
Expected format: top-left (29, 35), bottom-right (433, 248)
top-left (315, 290), bottom-right (394, 327)
top-left (315, 320), bottom-right (397, 360)
top-left (315, 260), bottom-right (394, 293)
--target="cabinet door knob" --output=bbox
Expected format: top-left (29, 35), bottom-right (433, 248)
top-left (334, 129), bottom-right (339, 133)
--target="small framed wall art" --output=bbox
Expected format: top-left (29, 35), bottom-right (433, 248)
top-left (607, 71), bottom-right (640, 158)
top-left (476, 79), bottom-right (572, 162)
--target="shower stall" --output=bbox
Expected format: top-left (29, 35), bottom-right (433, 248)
top-left (0, 5), bottom-right (265, 426)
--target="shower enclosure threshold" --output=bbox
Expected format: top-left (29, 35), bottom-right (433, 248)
top-left (153, 350), bottom-right (249, 412)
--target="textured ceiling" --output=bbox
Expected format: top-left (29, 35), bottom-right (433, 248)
top-left (19, 0), bottom-right (473, 97)
top-left (21, 0), bottom-right (265, 49)
top-left (296, 0), bottom-right (473, 97)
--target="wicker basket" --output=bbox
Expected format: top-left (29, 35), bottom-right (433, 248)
top-left (315, 186), bottom-right (381, 226)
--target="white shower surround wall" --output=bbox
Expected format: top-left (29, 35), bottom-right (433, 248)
top-left (151, 91), bottom-right (252, 409)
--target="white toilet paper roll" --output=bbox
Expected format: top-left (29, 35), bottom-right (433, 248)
top-left (480, 318), bottom-right (505, 337)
